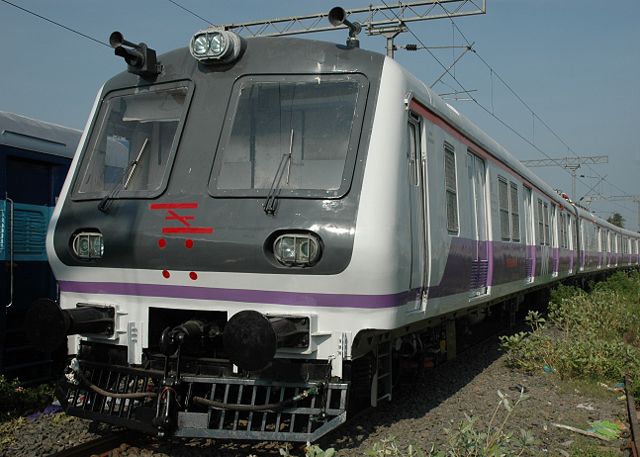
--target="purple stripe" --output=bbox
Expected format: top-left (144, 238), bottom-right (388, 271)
top-left (58, 280), bottom-right (416, 309)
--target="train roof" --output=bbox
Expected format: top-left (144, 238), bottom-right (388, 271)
top-left (0, 111), bottom-right (81, 159)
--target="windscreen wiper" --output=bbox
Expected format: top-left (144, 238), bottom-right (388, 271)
top-left (263, 130), bottom-right (293, 215)
top-left (98, 137), bottom-right (149, 213)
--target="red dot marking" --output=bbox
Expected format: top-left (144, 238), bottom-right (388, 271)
top-left (189, 271), bottom-right (198, 280)
top-left (158, 238), bottom-right (167, 249)
top-left (185, 239), bottom-right (194, 249)
top-left (162, 270), bottom-right (170, 279)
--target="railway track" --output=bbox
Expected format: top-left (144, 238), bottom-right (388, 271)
top-left (626, 376), bottom-right (640, 457)
top-left (47, 430), bottom-right (140, 457)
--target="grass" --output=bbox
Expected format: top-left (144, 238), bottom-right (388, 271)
top-left (569, 441), bottom-right (621, 457)
top-left (500, 271), bottom-right (640, 397)
top-left (280, 390), bottom-right (535, 457)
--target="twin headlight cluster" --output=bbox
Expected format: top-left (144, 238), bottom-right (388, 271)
top-left (72, 232), bottom-right (104, 259)
top-left (273, 233), bottom-right (322, 267)
top-left (189, 29), bottom-right (242, 64)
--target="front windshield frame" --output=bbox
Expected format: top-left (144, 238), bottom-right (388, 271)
top-left (208, 73), bottom-right (369, 199)
top-left (71, 80), bottom-right (193, 201)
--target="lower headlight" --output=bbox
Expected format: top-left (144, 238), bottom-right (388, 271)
top-left (72, 231), bottom-right (104, 259)
top-left (274, 233), bottom-right (321, 267)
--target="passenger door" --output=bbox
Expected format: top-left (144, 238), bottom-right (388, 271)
top-left (407, 116), bottom-right (427, 312)
top-left (467, 152), bottom-right (489, 297)
top-left (537, 199), bottom-right (551, 277)
top-left (523, 186), bottom-right (535, 282)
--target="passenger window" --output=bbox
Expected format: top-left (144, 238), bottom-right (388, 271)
top-left (444, 143), bottom-right (458, 233)
top-left (498, 177), bottom-right (509, 240)
top-left (510, 183), bottom-right (520, 241)
top-left (408, 117), bottom-right (420, 186)
top-left (537, 199), bottom-right (544, 245)
top-left (543, 203), bottom-right (550, 246)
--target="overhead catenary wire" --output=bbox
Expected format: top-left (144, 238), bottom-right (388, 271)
top-left (0, 0), bottom-right (110, 48)
top-left (439, 9), bottom-right (634, 204)
top-left (165, 0), bottom-right (215, 26)
top-left (381, 1), bottom-right (634, 218)
top-left (378, 2), bottom-right (582, 174)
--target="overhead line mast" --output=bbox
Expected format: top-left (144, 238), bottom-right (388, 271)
top-left (520, 155), bottom-right (609, 200)
top-left (219, 0), bottom-right (486, 57)
top-left (582, 195), bottom-right (640, 232)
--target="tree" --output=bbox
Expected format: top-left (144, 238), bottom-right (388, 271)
top-left (607, 212), bottom-right (625, 228)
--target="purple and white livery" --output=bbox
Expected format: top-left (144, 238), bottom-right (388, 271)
top-left (34, 26), bottom-right (639, 442)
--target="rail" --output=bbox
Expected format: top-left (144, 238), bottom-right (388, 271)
top-left (47, 430), bottom-right (139, 457)
top-left (626, 375), bottom-right (639, 457)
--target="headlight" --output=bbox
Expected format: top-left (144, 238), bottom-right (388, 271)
top-left (189, 29), bottom-right (242, 63)
top-left (274, 233), bottom-right (321, 267)
top-left (72, 232), bottom-right (104, 259)
top-left (192, 35), bottom-right (210, 56)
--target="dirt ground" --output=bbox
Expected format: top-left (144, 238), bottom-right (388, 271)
top-left (316, 338), bottom-right (630, 456)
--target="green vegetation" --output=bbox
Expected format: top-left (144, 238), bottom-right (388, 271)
top-left (0, 375), bottom-right (55, 421)
top-left (606, 213), bottom-right (625, 228)
top-left (569, 442), bottom-right (620, 457)
top-left (500, 271), bottom-right (640, 396)
top-left (280, 390), bottom-right (534, 457)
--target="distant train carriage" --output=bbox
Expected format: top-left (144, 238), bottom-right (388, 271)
top-left (28, 21), bottom-right (640, 443)
top-left (0, 111), bottom-right (80, 382)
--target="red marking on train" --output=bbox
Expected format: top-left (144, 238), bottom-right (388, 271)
top-left (162, 270), bottom-right (171, 278)
top-left (150, 202), bottom-right (213, 235)
top-left (166, 210), bottom-right (195, 225)
top-left (185, 239), bottom-right (194, 249)
top-left (150, 203), bottom-right (198, 210)
top-left (189, 272), bottom-right (198, 280)
top-left (162, 227), bottom-right (213, 234)
top-left (158, 238), bottom-right (167, 249)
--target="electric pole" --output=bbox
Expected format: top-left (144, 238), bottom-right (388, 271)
top-left (520, 155), bottom-right (608, 200)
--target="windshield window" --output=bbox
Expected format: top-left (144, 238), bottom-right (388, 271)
top-left (75, 85), bottom-right (189, 197)
top-left (211, 75), bottom-right (366, 197)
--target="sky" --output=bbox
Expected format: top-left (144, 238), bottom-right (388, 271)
top-left (1, 0), bottom-right (639, 230)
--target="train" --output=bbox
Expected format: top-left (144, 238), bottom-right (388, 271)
top-left (0, 112), bottom-right (79, 383)
top-left (28, 14), bottom-right (640, 442)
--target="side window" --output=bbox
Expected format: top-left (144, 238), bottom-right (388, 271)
top-left (537, 199), bottom-right (544, 245)
top-left (568, 216), bottom-right (574, 250)
top-left (497, 177), bottom-right (520, 242)
top-left (408, 116), bottom-right (420, 186)
top-left (598, 228), bottom-right (603, 253)
top-left (444, 143), bottom-right (459, 233)
top-left (498, 177), bottom-right (510, 240)
top-left (543, 203), bottom-right (550, 246)
top-left (510, 183), bottom-right (520, 241)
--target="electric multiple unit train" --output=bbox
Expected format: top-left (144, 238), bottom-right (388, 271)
top-left (29, 15), bottom-right (640, 442)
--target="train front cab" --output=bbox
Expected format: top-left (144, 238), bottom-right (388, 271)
top-left (42, 35), bottom-right (397, 442)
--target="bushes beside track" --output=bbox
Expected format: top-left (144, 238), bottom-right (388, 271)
top-left (0, 376), bottom-right (54, 421)
top-left (500, 270), bottom-right (640, 394)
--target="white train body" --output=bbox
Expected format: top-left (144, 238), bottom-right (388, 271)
top-left (40, 34), bottom-right (639, 441)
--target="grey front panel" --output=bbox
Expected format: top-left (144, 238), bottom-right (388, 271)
top-left (53, 38), bottom-right (384, 275)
